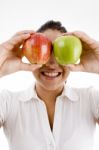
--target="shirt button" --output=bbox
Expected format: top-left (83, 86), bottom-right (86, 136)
top-left (48, 141), bottom-right (55, 150)
top-left (49, 141), bottom-right (52, 146)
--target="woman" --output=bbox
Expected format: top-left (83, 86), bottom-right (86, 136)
top-left (0, 20), bottom-right (99, 150)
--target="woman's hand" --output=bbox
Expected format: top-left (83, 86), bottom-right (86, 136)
top-left (64, 31), bottom-right (99, 74)
top-left (0, 30), bottom-right (42, 77)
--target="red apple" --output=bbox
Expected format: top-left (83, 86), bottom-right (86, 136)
top-left (22, 33), bottom-right (52, 64)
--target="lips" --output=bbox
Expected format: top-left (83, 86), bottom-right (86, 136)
top-left (41, 72), bottom-right (61, 77)
top-left (40, 66), bottom-right (62, 80)
top-left (40, 69), bottom-right (62, 80)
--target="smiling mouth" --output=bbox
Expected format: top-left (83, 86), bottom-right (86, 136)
top-left (41, 72), bottom-right (62, 78)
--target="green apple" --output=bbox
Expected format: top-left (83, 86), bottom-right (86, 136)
top-left (53, 35), bottom-right (82, 65)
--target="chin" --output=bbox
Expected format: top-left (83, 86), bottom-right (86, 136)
top-left (39, 82), bottom-right (64, 91)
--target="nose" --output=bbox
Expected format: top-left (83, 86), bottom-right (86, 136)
top-left (45, 51), bottom-right (58, 67)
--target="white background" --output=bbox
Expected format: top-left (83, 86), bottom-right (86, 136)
top-left (0, 0), bottom-right (99, 149)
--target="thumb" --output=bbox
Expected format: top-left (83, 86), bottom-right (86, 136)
top-left (19, 62), bottom-right (42, 72)
top-left (66, 64), bottom-right (84, 72)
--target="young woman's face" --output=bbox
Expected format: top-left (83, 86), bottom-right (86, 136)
top-left (33, 29), bottom-right (70, 91)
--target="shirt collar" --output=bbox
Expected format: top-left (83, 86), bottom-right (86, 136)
top-left (60, 83), bottom-right (79, 102)
top-left (18, 83), bottom-right (79, 102)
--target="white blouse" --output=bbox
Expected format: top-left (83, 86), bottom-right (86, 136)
top-left (0, 83), bottom-right (99, 150)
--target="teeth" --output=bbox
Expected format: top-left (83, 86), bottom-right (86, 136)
top-left (43, 72), bottom-right (59, 77)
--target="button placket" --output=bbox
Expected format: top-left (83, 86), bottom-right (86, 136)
top-left (52, 97), bottom-right (63, 145)
top-left (38, 100), bottom-right (55, 148)
top-left (48, 139), bottom-right (56, 150)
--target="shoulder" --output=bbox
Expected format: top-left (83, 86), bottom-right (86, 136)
top-left (73, 86), bottom-right (94, 96)
top-left (74, 86), bottom-right (99, 100)
top-left (0, 85), bottom-right (35, 116)
top-left (71, 86), bottom-right (98, 112)
top-left (0, 85), bottom-right (35, 127)
top-left (0, 85), bottom-right (35, 103)
top-left (64, 84), bottom-right (94, 102)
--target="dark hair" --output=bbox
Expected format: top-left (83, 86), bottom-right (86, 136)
top-left (37, 20), bottom-right (67, 33)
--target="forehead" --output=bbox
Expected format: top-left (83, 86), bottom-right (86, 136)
top-left (42, 29), bottom-right (63, 42)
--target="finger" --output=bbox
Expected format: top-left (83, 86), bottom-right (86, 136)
top-left (63, 31), bottom-right (99, 50)
top-left (13, 30), bottom-right (35, 36)
top-left (19, 63), bottom-right (42, 72)
top-left (65, 64), bottom-right (84, 72)
top-left (72, 31), bottom-right (98, 47)
top-left (62, 31), bottom-right (97, 45)
top-left (6, 33), bottom-right (31, 50)
top-left (62, 31), bottom-right (92, 42)
top-left (2, 34), bottom-right (30, 51)
top-left (62, 32), bottom-right (73, 36)
top-left (3, 31), bottom-right (35, 51)
top-left (73, 31), bottom-right (99, 50)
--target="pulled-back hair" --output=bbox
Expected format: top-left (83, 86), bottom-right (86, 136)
top-left (37, 20), bottom-right (67, 33)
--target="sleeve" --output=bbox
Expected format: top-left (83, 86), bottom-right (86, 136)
top-left (0, 90), bottom-right (11, 127)
top-left (90, 87), bottom-right (99, 123)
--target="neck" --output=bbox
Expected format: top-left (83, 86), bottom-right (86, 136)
top-left (35, 83), bottom-right (64, 104)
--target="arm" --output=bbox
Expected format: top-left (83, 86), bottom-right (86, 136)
top-left (64, 31), bottom-right (99, 123)
top-left (0, 30), bottom-right (42, 127)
